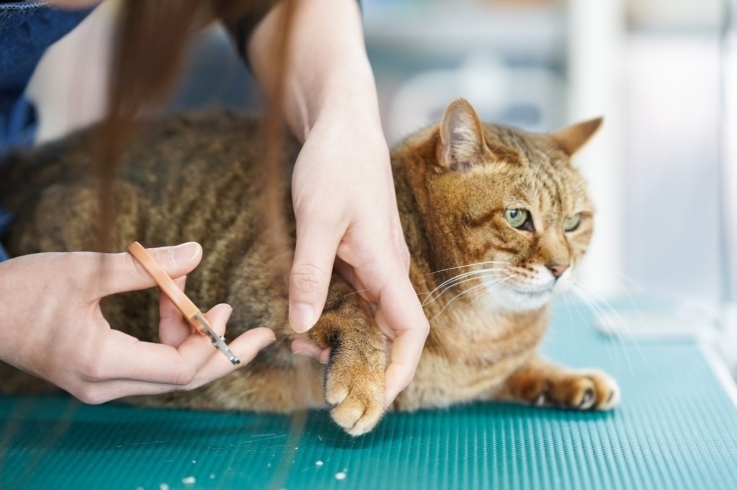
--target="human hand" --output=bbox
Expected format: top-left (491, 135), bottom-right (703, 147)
top-left (0, 243), bottom-right (275, 403)
top-left (287, 109), bottom-right (430, 407)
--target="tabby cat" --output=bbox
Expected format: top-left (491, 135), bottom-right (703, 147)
top-left (0, 99), bottom-right (619, 436)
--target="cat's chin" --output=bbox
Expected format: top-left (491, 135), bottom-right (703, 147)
top-left (484, 286), bottom-right (554, 313)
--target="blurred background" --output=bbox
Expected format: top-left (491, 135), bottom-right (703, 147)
top-left (27, 0), bottom-right (735, 376)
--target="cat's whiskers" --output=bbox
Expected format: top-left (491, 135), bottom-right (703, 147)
top-left (467, 275), bottom-right (520, 306)
top-left (560, 290), bottom-right (579, 339)
top-left (421, 270), bottom-right (507, 307)
top-left (600, 273), bottom-right (653, 353)
top-left (428, 274), bottom-right (518, 322)
top-left (420, 268), bottom-right (507, 306)
top-left (533, 146), bottom-right (562, 181)
top-left (422, 269), bottom-right (501, 307)
top-left (529, 146), bottom-right (563, 206)
top-left (420, 267), bottom-right (506, 299)
top-left (425, 260), bottom-right (509, 276)
top-left (342, 261), bottom-right (527, 303)
top-left (610, 271), bottom-right (647, 293)
top-left (449, 282), bottom-right (490, 306)
top-left (572, 282), bottom-right (650, 370)
top-left (569, 284), bottom-right (638, 373)
top-left (507, 130), bottom-right (527, 164)
top-left (570, 286), bottom-right (634, 372)
top-left (341, 289), bottom-right (370, 298)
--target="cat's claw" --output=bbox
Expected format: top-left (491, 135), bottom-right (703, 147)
top-left (534, 393), bottom-right (546, 406)
top-left (559, 370), bottom-right (620, 411)
top-left (529, 369), bottom-right (620, 411)
top-left (324, 353), bottom-right (386, 436)
top-left (329, 390), bottom-right (384, 437)
top-left (579, 387), bottom-right (596, 409)
top-left (590, 371), bottom-right (621, 411)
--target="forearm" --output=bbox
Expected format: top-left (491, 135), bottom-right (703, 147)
top-left (247, 0), bottom-right (381, 142)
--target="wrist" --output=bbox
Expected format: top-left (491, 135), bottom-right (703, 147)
top-left (288, 60), bottom-right (383, 141)
top-left (317, 85), bottom-right (381, 127)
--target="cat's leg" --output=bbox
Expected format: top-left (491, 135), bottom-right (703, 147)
top-left (498, 355), bottom-right (620, 410)
top-left (303, 275), bottom-right (389, 436)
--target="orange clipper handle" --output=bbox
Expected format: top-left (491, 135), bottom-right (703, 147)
top-left (127, 242), bottom-right (207, 336)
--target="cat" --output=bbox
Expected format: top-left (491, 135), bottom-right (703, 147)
top-left (0, 98), bottom-right (619, 436)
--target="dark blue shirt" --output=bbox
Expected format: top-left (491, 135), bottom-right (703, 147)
top-left (0, 1), bottom-right (93, 153)
top-left (0, 1), bottom-right (92, 260)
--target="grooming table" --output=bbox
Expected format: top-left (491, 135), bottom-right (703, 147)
top-left (2, 302), bottom-right (736, 490)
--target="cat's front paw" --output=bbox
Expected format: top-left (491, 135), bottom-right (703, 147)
top-left (533, 370), bottom-right (620, 411)
top-left (324, 347), bottom-right (387, 436)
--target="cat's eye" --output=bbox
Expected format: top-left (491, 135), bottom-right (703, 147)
top-left (564, 213), bottom-right (582, 232)
top-left (504, 209), bottom-right (530, 230)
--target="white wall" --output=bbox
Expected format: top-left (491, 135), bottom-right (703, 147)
top-left (624, 35), bottom-right (721, 300)
top-left (567, 0), bottom-right (627, 298)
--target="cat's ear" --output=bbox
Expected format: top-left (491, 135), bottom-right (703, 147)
top-left (550, 117), bottom-right (603, 155)
top-left (437, 98), bottom-right (490, 171)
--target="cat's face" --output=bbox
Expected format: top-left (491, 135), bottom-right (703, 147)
top-left (417, 99), bottom-right (600, 313)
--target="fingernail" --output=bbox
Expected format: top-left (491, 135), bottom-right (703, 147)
top-left (171, 242), bottom-right (199, 264)
top-left (259, 337), bottom-right (276, 350)
top-left (225, 306), bottom-right (233, 322)
top-left (290, 303), bottom-right (314, 333)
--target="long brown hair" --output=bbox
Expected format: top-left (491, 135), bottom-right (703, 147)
top-left (98, 0), bottom-right (295, 265)
top-left (100, 2), bottom-right (306, 483)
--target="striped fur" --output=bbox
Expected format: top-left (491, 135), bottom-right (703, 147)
top-left (0, 99), bottom-right (618, 436)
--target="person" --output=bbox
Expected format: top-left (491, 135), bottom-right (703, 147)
top-left (0, 0), bottom-right (429, 407)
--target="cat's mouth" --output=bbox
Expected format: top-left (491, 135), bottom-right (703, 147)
top-left (505, 275), bottom-right (557, 297)
top-left (481, 266), bottom-right (571, 312)
top-left (506, 284), bottom-right (556, 302)
top-left (519, 288), bottom-right (553, 297)
top-left (483, 283), bottom-right (554, 313)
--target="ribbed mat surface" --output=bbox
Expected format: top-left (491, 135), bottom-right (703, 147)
top-left (1, 302), bottom-right (736, 490)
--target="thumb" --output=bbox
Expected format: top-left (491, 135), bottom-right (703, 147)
top-left (289, 225), bottom-right (338, 333)
top-left (91, 242), bottom-right (202, 299)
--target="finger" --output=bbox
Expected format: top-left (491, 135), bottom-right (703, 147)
top-left (389, 217), bottom-right (411, 271)
top-left (187, 328), bottom-right (276, 389)
top-left (291, 338), bottom-right (329, 363)
top-left (289, 223), bottom-right (339, 333)
top-left (98, 303), bottom-right (232, 385)
top-left (71, 326), bottom-right (275, 403)
top-left (334, 258), bottom-right (373, 303)
top-left (91, 242), bottom-right (202, 299)
top-left (337, 250), bottom-right (426, 405)
top-left (70, 378), bottom-right (182, 404)
top-left (334, 257), bottom-right (358, 287)
top-left (373, 277), bottom-right (430, 406)
top-left (158, 275), bottom-right (191, 347)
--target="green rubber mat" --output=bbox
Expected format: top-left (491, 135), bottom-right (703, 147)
top-left (2, 302), bottom-right (736, 490)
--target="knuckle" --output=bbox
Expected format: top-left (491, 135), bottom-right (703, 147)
top-left (181, 378), bottom-right (203, 392)
top-left (68, 255), bottom-right (95, 293)
top-left (173, 366), bottom-right (197, 387)
top-left (124, 252), bottom-right (150, 281)
top-left (76, 355), bottom-right (107, 383)
top-left (74, 385), bottom-right (107, 405)
top-left (290, 263), bottom-right (326, 294)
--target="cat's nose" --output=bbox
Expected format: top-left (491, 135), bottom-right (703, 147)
top-left (546, 263), bottom-right (569, 280)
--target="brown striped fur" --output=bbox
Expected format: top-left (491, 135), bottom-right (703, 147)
top-left (0, 99), bottom-right (619, 436)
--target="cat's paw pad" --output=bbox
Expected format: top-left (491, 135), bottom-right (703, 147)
top-left (325, 356), bottom-right (385, 436)
top-left (542, 370), bottom-right (620, 411)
